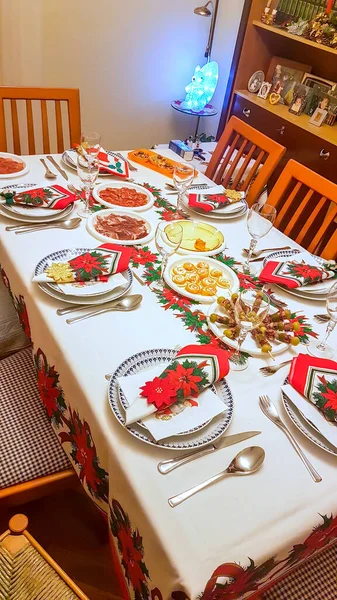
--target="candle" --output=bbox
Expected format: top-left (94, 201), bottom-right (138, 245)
top-left (327, 0), bottom-right (333, 14)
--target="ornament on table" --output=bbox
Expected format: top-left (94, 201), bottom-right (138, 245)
top-left (181, 61), bottom-right (219, 112)
top-left (257, 82), bottom-right (272, 99)
top-left (248, 71), bottom-right (265, 94)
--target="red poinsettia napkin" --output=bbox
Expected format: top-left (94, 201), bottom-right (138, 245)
top-left (188, 186), bottom-right (245, 213)
top-left (259, 252), bottom-right (336, 289)
top-left (71, 146), bottom-right (129, 178)
top-left (0, 185), bottom-right (76, 209)
top-left (288, 353), bottom-right (337, 424)
top-left (33, 244), bottom-right (132, 284)
top-left (124, 344), bottom-right (229, 425)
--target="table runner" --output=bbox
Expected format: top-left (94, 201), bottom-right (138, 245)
top-left (1, 151), bottom-right (337, 600)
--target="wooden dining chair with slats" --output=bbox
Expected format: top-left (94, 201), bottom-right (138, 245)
top-left (0, 87), bottom-right (81, 155)
top-left (206, 116), bottom-right (286, 206)
top-left (267, 159), bottom-right (337, 260)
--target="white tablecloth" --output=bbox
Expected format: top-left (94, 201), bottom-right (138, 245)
top-left (1, 151), bottom-right (337, 600)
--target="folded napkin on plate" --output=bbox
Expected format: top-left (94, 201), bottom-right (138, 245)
top-left (124, 344), bottom-right (229, 426)
top-left (33, 244), bottom-right (132, 284)
top-left (188, 185), bottom-right (245, 213)
top-left (288, 353), bottom-right (337, 425)
top-left (0, 185), bottom-right (76, 209)
top-left (259, 251), bottom-right (336, 289)
top-left (69, 147), bottom-right (129, 179)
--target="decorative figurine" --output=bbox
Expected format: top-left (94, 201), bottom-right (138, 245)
top-left (181, 61), bottom-right (219, 112)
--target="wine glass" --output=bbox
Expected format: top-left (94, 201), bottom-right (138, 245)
top-left (76, 154), bottom-right (100, 218)
top-left (245, 203), bottom-right (277, 274)
top-left (308, 281), bottom-right (337, 359)
top-left (154, 222), bottom-right (183, 290)
top-left (173, 163), bottom-right (194, 215)
top-left (80, 131), bottom-right (101, 158)
top-left (230, 290), bottom-right (270, 371)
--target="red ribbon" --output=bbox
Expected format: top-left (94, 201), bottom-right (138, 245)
top-left (327, 0), bottom-right (334, 14)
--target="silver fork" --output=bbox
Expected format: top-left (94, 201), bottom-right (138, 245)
top-left (260, 360), bottom-right (292, 376)
top-left (266, 293), bottom-right (288, 309)
top-left (259, 395), bottom-right (322, 483)
top-left (314, 314), bottom-right (330, 324)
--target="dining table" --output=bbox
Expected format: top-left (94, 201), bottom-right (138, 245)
top-left (1, 149), bottom-right (337, 600)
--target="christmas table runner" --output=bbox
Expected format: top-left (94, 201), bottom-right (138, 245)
top-left (0, 185), bottom-right (76, 209)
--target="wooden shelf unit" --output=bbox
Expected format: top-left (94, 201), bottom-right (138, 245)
top-left (252, 19), bottom-right (337, 56)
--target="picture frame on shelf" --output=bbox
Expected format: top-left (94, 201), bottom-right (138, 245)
top-left (309, 107), bottom-right (328, 127)
top-left (301, 73), bottom-right (336, 94)
top-left (268, 59), bottom-right (311, 106)
top-left (305, 85), bottom-right (333, 116)
top-left (257, 82), bottom-right (272, 99)
top-left (248, 70), bottom-right (265, 94)
top-left (288, 83), bottom-right (312, 115)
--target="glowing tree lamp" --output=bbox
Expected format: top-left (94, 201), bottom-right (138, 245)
top-left (181, 61), bottom-right (219, 112)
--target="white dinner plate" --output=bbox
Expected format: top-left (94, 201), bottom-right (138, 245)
top-left (62, 149), bottom-right (125, 177)
top-left (0, 153), bottom-right (30, 179)
top-left (0, 202), bottom-right (73, 224)
top-left (86, 209), bottom-right (154, 246)
top-left (164, 255), bottom-right (239, 303)
top-left (93, 182), bottom-right (154, 211)
top-left (168, 220), bottom-right (226, 257)
top-left (182, 196), bottom-right (248, 220)
top-left (207, 301), bottom-right (289, 357)
top-left (108, 347), bottom-right (233, 450)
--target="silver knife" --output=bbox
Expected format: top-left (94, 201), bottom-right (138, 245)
top-left (47, 156), bottom-right (69, 181)
top-left (283, 393), bottom-right (337, 454)
top-left (157, 431), bottom-right (261, 474)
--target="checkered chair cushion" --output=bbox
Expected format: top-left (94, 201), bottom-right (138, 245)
top-left (0, 347), bottom-right (71, 489)
top-left (262, 544), bottom-right (337, 600)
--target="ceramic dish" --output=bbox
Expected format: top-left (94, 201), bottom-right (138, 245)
top-left (86, 209), bottom-right (154, 246)
top-left (0, 202), bottom-right (73, 224)
top-left (62, 149), bottom-right (124, 176)
top-left (207, 301), bottom-right (289, 357)
top-left (164, 255), bottom-right (239, 303)
top-left (108, 347), bottom-right (233, 450)
top-left (167, 220), bottom-right (226, 257)
top-left (93, 182), bottom-right (154, 211)
top-left (182, 196), bottom-right (248, 220)
top-left (0, 153), bottom-right (30, 179)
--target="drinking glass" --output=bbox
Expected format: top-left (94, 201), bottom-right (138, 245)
top-left (80, 131), bottom-right (101, 157)
top-left (308, 281), bottom-right (337, 359)
top-left (245, 203), bottom-right (277, 274)
top-left (173, 163), bottom-right (195, 215)
top-left (154, 222), bottom-right (183, 290)
top-left (76, 155), bottom-right (100, 218)
top-left (230, 290), bottom-right (270, 371)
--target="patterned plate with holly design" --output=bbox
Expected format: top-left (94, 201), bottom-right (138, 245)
top-left (109, 348), bottom-right (233, 450)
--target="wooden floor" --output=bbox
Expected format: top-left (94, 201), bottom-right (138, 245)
top-left (0, 486), bottom-right (123, 600)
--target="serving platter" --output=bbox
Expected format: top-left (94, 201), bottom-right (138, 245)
top-left (86, 208), bottom-right (154, 246)
top-left (0, 152), bottom-right (30, 179)
top-left (108, 347), bottom-right (233, 450)
top-left (93, 181), bottom-right (154, 211)
top-left (167, 220), bottom-right (226, 257)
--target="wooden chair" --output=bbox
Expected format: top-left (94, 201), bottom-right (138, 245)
top-left (267, 159), bottom-right (337, 260)
top-left (0, 347), bottom-right (76, 506)
top-left (0, 514), bottom-right (89, 599)
top-left (206, 116), bottom-right (286, 206)
top-left (0, 86), bottom-right (81, 154)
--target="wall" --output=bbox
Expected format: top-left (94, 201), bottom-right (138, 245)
top-left (0, 0), bottom-right (244, 149)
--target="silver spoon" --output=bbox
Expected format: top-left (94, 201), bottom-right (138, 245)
top-left (168, 446), bottom-right (265, 508)
top-left (242, 245), bottom-right (292, 258)
top-left (66, 294), bottom-right (143, 324)
top-left (40, 158), bottom-right (57, 179)
top-left (6, 217), bottom-right (81, 232)
top-left (13, 218), bottom-right (81, 235)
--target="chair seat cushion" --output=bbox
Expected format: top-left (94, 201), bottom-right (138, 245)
top-left (262, 543), bottom-right (337, 600)
top-left (0, 347), bottom-right (71, 489)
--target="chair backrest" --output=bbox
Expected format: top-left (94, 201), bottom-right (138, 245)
top-left (206, 116), bottom-right (286, 206)
top-left (0, 87), bottom-right (81, 155)
top-left (267, 159), bottom-right (337, 260)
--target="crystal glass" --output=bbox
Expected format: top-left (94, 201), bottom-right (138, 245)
top-left (76, 155), bottom-right (99, 218)
top-left (173, 163), bottom-right (194, 215)
top-left (80, 131), bottom-right (101, 157)
top-left (154, 222), bottom-right (183, 290)
top-left (231, 290), bottom-right (270, 371)
top-left (308, 281), bottom-right (337, 359)
top-left (245, 203), bottom-right (277, 274)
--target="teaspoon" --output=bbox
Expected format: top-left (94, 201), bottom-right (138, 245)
top-left (40, 158), bottom-right (57, 179)
top-left (66, 294), bottom-right (143, 324)
top-left (168, 446), bottom-right (265, 508)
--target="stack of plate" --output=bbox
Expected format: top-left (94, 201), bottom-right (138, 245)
top-left (181, 194), bottom-right (248, 220)
top-left (62, 149), bottom-right (121, 176)
top-left (0, 184), bottom-right (74, 224)
top-left (263, 250), bottom-right (335, 302)
top-left (108, 347), bottom-right (233, 450)
top-left (34, 248), bottom-right (133, 305)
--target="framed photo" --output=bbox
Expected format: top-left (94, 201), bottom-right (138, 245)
top-left (305, 85), bottom-right (333, 116)
top-left (309, 108), bottom-right (328, 127)
top-left (266, 57), bottom-right (312, 83)
top-left (325, 112), bottom-right (337, 126)
top-left (302, 73), bottom-right (336, 94)
top-left (248, 71), bottom-right (265, 94)
top-left (257, 82), bottom-right (272, 99)
top-left (288, 83), bottom-right (312, 116)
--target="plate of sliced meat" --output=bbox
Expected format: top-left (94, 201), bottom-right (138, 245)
top-left (86, 209), bottom-right (155, 245)
top-left (93, 182), bottom-right (154, 211)
top-left (0, 153), bottom-right (30, 178)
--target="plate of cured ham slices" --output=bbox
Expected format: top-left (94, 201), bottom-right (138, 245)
top-left (0, 153), bottom-right (30, 178)
top-left (86, 209), bottom-right (155, 245)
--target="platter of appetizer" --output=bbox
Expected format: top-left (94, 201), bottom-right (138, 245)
top-left (127, 148), bottom-right (197, 179)
top-left (0, 153), bottom-right (30, 178)
top-left (93, 182), bottom-right (154, 211)
top-left (87, 208), bottom-right (154, 245)
top-left (164, 256), bottom-right (239, 303)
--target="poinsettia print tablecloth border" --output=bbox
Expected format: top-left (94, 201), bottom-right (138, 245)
top-left (1, 151), bottom-right (337, 600)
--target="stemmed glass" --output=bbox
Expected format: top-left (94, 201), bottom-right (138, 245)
top-left (154, 222), bottom-right (183, 290)
top-left (245, 203), bottom-right (277, 274)
top-left (173, 163), bottom-right (194, 215)
top-left (230, 290), bottom-right (270, 371)
top-left (76, 155), bottom-right (100, 218)
top-left (80, 131), bottom-right (101, 157)
top-left (308, 281), bottom-right (337, 359)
